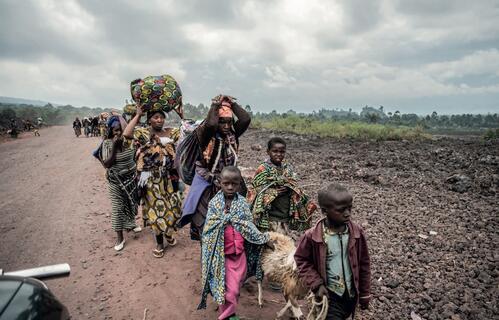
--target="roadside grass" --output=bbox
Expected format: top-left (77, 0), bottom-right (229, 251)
top-left (252, 116), bottom-right (431, 141)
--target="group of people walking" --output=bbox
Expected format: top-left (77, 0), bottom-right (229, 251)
top-left (73, 115), bottom-right (106, 138)
top-left (94, 75), bottom-right (371, 320)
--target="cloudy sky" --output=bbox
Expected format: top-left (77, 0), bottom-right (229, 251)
top-left (1, 0), bottom-right (498, 114)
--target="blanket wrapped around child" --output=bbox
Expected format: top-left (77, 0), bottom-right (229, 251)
top-left (198, 191), bottom-right (269, 309)
top-left (247, 160), bottom-right (317, 232)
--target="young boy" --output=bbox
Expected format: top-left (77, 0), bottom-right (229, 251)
top-left (247, 137), bottom-right (316, 235)
top-left (198, 166), bottom-right (274, 320)
top-left (294, 183), bottom-right (371, 319)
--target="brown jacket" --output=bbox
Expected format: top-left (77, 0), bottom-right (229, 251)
top-left (294, 218), bottom-right (371, 307)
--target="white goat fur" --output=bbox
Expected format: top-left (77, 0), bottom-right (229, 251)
top-left (258, 231), bottom-right (309, 319)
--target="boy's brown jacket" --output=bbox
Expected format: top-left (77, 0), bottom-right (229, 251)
top-left (294, 218), bottom-right (371, 307)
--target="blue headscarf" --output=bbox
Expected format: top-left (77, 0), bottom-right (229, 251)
top-left (106, 115), bottom-right (127, 138)
top-left (107, 115), bottom-right (125, 129)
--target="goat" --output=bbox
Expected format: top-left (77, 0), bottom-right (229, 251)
top-left (258, 231), bottom-right (310, 319)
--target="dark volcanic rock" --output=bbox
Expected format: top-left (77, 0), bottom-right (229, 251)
top-left (238, 130), bottom-right (499, 320)
top-left (446, 174), bottom-right (472, 193)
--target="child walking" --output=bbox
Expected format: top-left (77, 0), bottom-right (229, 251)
top-left (294, 183), bottom-right (371, 319)
top-left (198, 166), bottom-right (274, 320)
top-left (247, 137), bottom-right (316, 235)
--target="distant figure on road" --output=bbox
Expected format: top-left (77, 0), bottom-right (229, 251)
top-left (82, 117), bottom-right (91, 137)
top-left (73, 117), bottom-right (82, 137)
top-left (8, 118), bottom-right (18, 138)
top-left (99, 114), bottom-right (107, 137)
top-left (91, 116), bottom-right (99, 137)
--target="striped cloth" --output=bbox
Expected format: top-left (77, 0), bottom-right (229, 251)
top-left (102, 139), bottom-right (138, 231)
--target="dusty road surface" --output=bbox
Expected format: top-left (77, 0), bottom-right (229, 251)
top-left (1, 125), bottom-right (497, 320)
top-left (0, 126), bottom-right (283, 320)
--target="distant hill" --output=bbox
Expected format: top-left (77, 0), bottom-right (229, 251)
top-left (0, 96), bottom-right (60, 106)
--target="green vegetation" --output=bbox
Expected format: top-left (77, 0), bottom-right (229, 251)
top-left (248, 106), bottom-right (498, 140)
top-left (1, 101), bottom-right (497, 141)
top-left (483, 128), bottom-right (499, 140)
top-left (252, 115), bottom-right (430, 140)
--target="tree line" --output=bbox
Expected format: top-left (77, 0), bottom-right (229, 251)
top-left (1, 102), bottom-right (498, 132)
top-left (251, 106), bottom-right (499, 130)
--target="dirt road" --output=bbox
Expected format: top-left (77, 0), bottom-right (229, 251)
top-left (1, 126), bottom-right (497, 320)
top-left (0, 126), bottom-right (282, 320)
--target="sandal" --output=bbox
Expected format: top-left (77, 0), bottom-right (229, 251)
top-left (166, 238), bottom-right (177, 247)
top-left (114, 239), bottom-right (125, 251)
top-left (152, 248), bottom-right (164, 258)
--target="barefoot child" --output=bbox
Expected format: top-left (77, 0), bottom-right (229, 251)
top-left (248, 137), bottom-right (316, 235)
top-left (294, 183), bottom-right (371, 320)
top-left (198, 166), bottom-right (274, 320)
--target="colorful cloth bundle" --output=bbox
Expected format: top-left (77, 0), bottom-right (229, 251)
top-left (123, 103), bottom-right (136, 115)
top-left (130, 74), bottom-right (182, 113)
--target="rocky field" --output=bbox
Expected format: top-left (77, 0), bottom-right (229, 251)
top-left (238, 129), bottom-right (498, 320)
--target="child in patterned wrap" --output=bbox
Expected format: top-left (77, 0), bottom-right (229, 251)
top-left (247, 137), bottom-right (316, 236)
top-left (198, 166), bottom-right (275, 320)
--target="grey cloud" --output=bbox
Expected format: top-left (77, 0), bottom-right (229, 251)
top-left (76, 1), bottom-right (199, 60)
top-left (363, 37), bottom-right (499, 68)
top-left (0, 0), bottom-right (498, 114)
top-left (340, 0), bottom-right (383, 34)
top-left (0, 0), bottom-right (99, 64)
top-left (175, 0), bottom-right (252, 27)
top-left (394, 0), bottom-right (492, 16)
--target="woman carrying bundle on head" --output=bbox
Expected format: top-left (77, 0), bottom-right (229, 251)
top-left (101, 115), bottom-right (141, 251)
top-left (123, 74), bottom-right (184, 258)
top-left (179, 95), bottom-right (251, 242)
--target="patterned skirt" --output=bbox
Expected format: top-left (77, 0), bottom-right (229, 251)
top-left (107, 170), bottom-right (138, 232)
top-left (143, 171), bottom-right (182, 240)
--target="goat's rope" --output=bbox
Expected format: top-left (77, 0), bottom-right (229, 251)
top-left (306, 293), bottom-right (328, 320)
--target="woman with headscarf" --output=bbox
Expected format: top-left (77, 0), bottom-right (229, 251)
top-left (123, 101), bottom-right (182, 258)
top-left (122, 74), bottom-right (184, 257)
top-left (179, 95), bottom-right (251, 241)
top-left (101, 115), bottom-right (141, 251)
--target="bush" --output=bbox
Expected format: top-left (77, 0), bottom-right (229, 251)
top-left (483, 128), bottom-right (499, 140)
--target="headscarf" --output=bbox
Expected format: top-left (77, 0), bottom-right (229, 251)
top-left (106, 115), bottom-right (127, 138)
top-left (212, 94), bottom-right (236, 118)
top-left (219, 100), bottom-right (233, 118)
